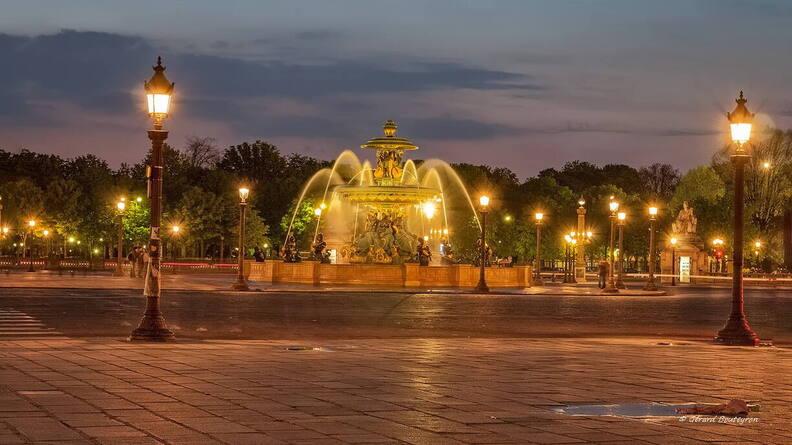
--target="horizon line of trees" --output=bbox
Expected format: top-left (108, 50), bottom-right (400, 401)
top-left (1, 127), bottom-right (791, 271)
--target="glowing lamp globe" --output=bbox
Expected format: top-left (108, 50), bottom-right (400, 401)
top-left (617, 212), bottom-right (626, 221)
top-left (479, 195), bottom-right (490, 208)
top-left (670, 237), bottom-right (677, 246)
top-left (238, 187), bottom-right (250, 203)
top-left (648, 206), bottom-right (658, 216)
top-left (28, 220), bottom-right (36, 227)
top-left (728, 91), bottom-right (754, 145)
top-left (609, 200), bottom-right (619, 212)
top-left (145, 57), bottom-right (175, 124)
top-left (535, 212), bottom-right (544, 221)
top-left (117, 201), bottom-right (126, 212)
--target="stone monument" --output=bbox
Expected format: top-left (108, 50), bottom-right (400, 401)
top-left (661, 201), bottom-right (707, 283)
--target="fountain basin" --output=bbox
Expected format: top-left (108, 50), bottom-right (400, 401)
top-left (246, 260), bottom-right (532, 288)
top-left (334, 185), bottom-right (440, 207)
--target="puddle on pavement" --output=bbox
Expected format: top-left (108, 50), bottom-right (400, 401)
top-left (282, 346), bottom-right (335, 352)
top-left (555, 402), bottom-right (759, 418)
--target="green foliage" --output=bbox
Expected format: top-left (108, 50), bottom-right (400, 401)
top-left (671, 166), bottom-right (725, 210)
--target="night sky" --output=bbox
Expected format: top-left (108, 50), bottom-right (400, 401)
top-left (1, 0), bottom-right (790, 177)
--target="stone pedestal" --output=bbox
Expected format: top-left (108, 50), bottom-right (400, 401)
top-left (660, 235), bottom-right (707, 284)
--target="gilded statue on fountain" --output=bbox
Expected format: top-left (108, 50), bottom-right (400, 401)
top-left (335, 120), bottom-right (439, 264)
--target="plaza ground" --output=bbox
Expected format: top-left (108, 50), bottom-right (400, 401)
top-left (0, 273), bottom-right (790, 444)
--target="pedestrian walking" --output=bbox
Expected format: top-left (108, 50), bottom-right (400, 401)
top-left (128, 247), bottom-right (138, 278)
top-left (138, 247), bottom-right (148, 278)
top-left (598, 259), bottom-right (609, 289)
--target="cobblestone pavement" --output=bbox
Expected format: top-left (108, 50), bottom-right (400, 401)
top-left (0, 338), bottom-right (785, 444)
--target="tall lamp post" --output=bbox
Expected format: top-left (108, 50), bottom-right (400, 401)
top-left (603, 198), bottom-right (619, 293)
top-left (670, 237), bottom-right (677, 286)
top-left (114, 200), bottom-right (126, 276)
top-left (575, 197), bottom-right (587, 282)
top-left (130, 57), bottom-right (175, 342)
top-left (644, 206), bottom-right (659, 291)
top-left (26, 220), bottom-right (36, 272)
top-left (171, 226), bottom-right (181, 260)
top-left (716, 91), bottom-right (760, 346)
top-left (615, 212), bottom-right (626, 289)
top-left (232, 187), bottom-right (251, 291)
top-left (534, 212), bottom-right (544, 285)
top-left (475, 195), bottom-right (490, 293)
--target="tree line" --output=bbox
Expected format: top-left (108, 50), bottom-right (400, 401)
top-left (1, 128), bottom-right (791, 270)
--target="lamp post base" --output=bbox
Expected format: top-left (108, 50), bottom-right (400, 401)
top-left (715, 317), bottom-right (760, 346)
top-left (602, 279), bottom-right (619, 294)
top-left (474, 281), bottom-right (490, 293)
top-left (643, 278), bottom-right (658, 291)
top-left (615, 278), bottom-right (625, 289)
top-left (534, 276), bottom-right (544, 286)
top-left (129, 297), bottom-right (174, 342)
top-left (231, 279), bottom-right (250, 291)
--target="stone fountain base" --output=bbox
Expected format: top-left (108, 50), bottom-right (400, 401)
top-left (246, 260), bottom-right (532, 288)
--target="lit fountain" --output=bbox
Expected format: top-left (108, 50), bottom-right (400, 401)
top-left (284, 120), bottom-right (480, 264)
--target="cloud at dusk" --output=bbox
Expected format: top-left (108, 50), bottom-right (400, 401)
top-left (1, 1), bottom-right (792, 177)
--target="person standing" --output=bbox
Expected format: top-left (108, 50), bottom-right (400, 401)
top-left (139, 247), bottom-right (148, 278)
top-left (128, 247), bottom-right (138, 278)
top-left (598, 259), bottom-right (609, 289)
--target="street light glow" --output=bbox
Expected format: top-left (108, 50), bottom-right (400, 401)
top-left (479, 195), bottom-right (490, 208)
top-left (238, 187), bottom-right (250, 203)
top-left (535, 212), bottom-right (544, 221)
top-left (27, 220), bottom-right (36, 227)
top-left (117, 201), bottom-right (126, 212)
top-left (755, 241), bottom-right (762, 248)
top-left (762, 161), bottom-right (771, 169)
top-left (617, 212), bottom-right (626, 221)
top-left (314, 207), bottom-right (322, 216)
top-left (648, 206), bottom-right (658, 216)
top-left (728, 91), bottom-right (753, 145)
top-left (43, 230), bottom-right (49, 236)
top-left (136, 196), bottom-right (143, 202)
top-left (172, 225), bottom-right (181, 233)
top-left (145, 57), bottom-right (174, 122)
top-left (670, 237), bottom-right (678, 246)
top-left (422, 201), bottom-right (437, 220)
top-left (609, 200), bottom-right (619, 212)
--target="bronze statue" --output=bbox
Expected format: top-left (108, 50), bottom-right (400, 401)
top-left (282, 235), bottom-right (301, 263)
top-left (474, 238), bottom-right (493, 267)
top-left (417, 238), bottom-right (432, 266)
top-left (312, 233), bottom-right (330, 263)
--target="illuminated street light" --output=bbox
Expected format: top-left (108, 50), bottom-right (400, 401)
top-left (136, 196), bottom-right (143, 203)
top-left (314, 207), bottom-right (323, 217)
top-left (131, 57), bottom-right (175, 342)
top-left (762, 161), bottom-right (771, 169)
top-left (616, 212), bottom-right (626, 289)
top-left (534, 212), bottom-right (544, 285)
top-left (716, 91), bottom-right (759, 346)
top-left (644, 205), bottom-right (659, 291)
top-left (670, 237), bottom-right (678, 286)
top-left (232, 187), bottom-right (251, 291)
top-left (575, 196), bottom-right (588, 283)
top-left (475, 195), bottom-right (491, 292)
top-left (114, 199), bottom-right (126, 277)
top-left (603, 198), bottom-right (619, 293)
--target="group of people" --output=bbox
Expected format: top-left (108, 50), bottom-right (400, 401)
top-left (126, 246), bottom-right (149, 278)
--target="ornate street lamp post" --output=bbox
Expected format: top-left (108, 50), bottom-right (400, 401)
top-left (232, 187), bottom-right (251, 291)
top-left (575, 197), bottom-right (587, 282)
top-left (130, 57), bottom-right (175, 342)
top-left (603, 198), bottom-right (619, 293)
top-left (475, 195), bottom-right (490, 293)
top-left (616, 212), bottom-right (626, 289)
top-left (670, 237), bottom-right (677, 286)
top-left (114, 200), bottom-right (126, 277)
top-left (26, 220), bottom-right (36, 272)
top-left (644, 206), bottom-right (659, 291)
top-left (171, 226), bottom-right (180, 260)
top-left (716, 92), bottom-right (760, 346)
top-left (534, 212), bottom-right (544, 285)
